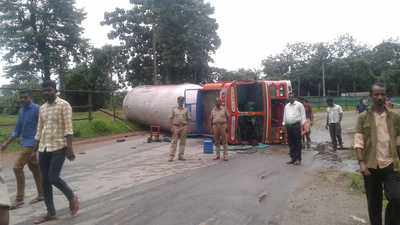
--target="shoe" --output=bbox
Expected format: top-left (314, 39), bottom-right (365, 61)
top-left (213, 156), bottom-right (220, 160)
top-left (9, 199), bottom-right (24, 210)
top-left (294, 160), bottom-right (301, 166)
top-left (286, 160), bottom-right (295, 165)
top-left (33, 214), bottom-right (57, 224)
top-left (223, 157), bottom-right (229, 161)
top-left (69, 195), bottom-right (80, 216)
top-left (178, 158), bottom-right (186, 161)
top-left (168, 158), bottom-right (174, 162)
top-left (29, 196), bottom-right (44, 204)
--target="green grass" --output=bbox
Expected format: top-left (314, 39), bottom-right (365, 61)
top-left (0, 115), bottom-right (19, 152)
top-left (0, 111), bottom-right (139, 152)
top-left (345, 172), bottom-right (365, 193)
top-left (344, 172), bottom-right (388, 207)
top-left (312, 106), bottom-right (355, 113)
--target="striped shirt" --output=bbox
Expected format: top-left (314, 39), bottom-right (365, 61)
top-left (35, 97), bottom-right (74, 152)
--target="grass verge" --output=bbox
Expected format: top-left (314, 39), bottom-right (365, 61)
top-left (344, 171), bottom-right (388, 207)
top-left (0, 111), bottom-right (139, 152)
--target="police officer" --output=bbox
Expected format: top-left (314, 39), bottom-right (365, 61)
top-left (169, 96), bottom-right (190, 162)
top-left (210, 98), bottom-right (229, 161)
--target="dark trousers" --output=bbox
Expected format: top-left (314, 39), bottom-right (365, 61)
top-left (39, 149), bottom-right (74, 216)
top-left (364, 164), bottom-right (400, 225)
top-left (286, 122), bottom-right (302, 162)
top-left (328, 123), bottom-right (343, 149)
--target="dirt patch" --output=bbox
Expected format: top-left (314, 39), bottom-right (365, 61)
top-left (278, 112), bottom-right (370, 225)
top-left (281, 169), bottom-right (369, 225)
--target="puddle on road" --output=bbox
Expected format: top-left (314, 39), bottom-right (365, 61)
top-left (309, 142), bottom-right (358, 173)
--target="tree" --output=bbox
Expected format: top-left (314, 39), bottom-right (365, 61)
top-left (0, 0), bottom-right (88, 85)
top-left (208, 67), bottom-right (260, 82)
top-left (0, 78), bottom-right (41, 114)
top-left (370, 41), bottom-right (400, 95)
top-left (102, 0), bottom-right (220, 86)
top-left (64, 46), bottom-right (121, 109)
top-left (261, 35), bottom-right (400, 96)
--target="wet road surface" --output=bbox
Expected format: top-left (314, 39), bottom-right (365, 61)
top-left (7, 111), bottom-right (362, 225)
top-left (7, 138), bottom-right (314, 225)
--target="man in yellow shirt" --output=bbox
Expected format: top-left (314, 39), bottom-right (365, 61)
top-left (32, 80), bottom-right (79, 224)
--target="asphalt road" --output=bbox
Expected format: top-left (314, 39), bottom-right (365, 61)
top-left (10, 142), bottom-right (313, 225)
top-left (8, 110), bottom-right (358, 225)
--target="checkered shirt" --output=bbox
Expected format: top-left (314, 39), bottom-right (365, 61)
top-left (35, 97), bottom-right (74, 152)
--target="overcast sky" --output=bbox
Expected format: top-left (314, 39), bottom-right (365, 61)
top-left (1, 0), bottom-right (400, 85)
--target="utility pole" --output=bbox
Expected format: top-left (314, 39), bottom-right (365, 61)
top-left (297, 77), bottom-right (301, 96)
top-left (322, 61), bottom-right (326, 97)
top-left (152, 28), bottom-right (158, 85)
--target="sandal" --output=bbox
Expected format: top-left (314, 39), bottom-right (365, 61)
top-left (33, 214), bottom-right (57, 224)
top-left (9, 200), bottom-right (24, 210)
top-left (29, 196), bottom-right (44, 205)
top-left (70, 195), bottom-right (80, 216)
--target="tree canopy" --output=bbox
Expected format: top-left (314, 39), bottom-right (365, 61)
top-left (0, 0), bottom-right (87, 84)
top-left (102, 0), bottom-right (220, 86)
top-left (262, 35), bottom-right (400, 96)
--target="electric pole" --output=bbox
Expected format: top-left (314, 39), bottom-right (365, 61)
top-left (322, 61), bottom-right (326, 97)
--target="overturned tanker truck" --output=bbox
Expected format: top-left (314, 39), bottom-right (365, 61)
top-left (123, 80), bottom-right (291, 145)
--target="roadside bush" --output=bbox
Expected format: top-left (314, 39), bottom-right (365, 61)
top-left (73, 129), bottom-right (82, 138)
top-left (91, 120), bottom-right (111, 134)
top-left (347, 172), bottom-right (365, 193)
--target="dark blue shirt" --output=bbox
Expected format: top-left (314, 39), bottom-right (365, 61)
top-left (11, 102), bottom-right (39, 148)
top-left (356, 103), bottom-right (367, 114)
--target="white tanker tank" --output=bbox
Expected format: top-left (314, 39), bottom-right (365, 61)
top-left (123, 84), bottom-right (202, 131)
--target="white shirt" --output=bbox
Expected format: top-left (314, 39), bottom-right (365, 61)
top-left (283, 100), bottom-right (306, 126)
top-left (327, 104), bottom-right (343, 124)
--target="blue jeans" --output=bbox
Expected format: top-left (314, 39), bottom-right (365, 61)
top-left (39, 149), bottom-right (74, 216)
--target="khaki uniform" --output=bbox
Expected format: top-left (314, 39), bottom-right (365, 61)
top-left (169, 107), bottom-right (189, 159)
top-left (211, 107), bottom-right (228, 158)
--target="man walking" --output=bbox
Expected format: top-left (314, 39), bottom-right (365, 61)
top-left (0, 91), bottom-right (43, 209)
top-left (354, 83), bottom-right (400, 225)
top-left (32, 80), bottom-right (79, 224)
top-left (169, 96), bottom-right (190, 162)
top-left (326, 98), bottom-right (344, 150)
top-left (210, 98), bottom-right (229, 161)
top-left (283, 94), bottom-right (306, 165)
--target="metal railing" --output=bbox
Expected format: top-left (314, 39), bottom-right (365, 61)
top-left (0, 88), bottom-right (126, 127)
